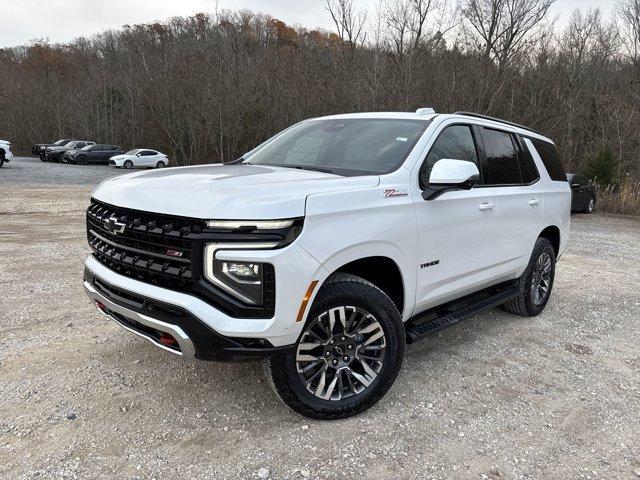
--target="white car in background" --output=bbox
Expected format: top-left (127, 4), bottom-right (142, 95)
top-left (109, 149), bottom-right (169, 169)
top-left (0, 139), bottom-right (13, 167)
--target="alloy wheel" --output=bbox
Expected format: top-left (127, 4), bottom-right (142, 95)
top-left (295, 306), bottom-right (387, 401)
top-left (531, 252), bottom-right (552, 305)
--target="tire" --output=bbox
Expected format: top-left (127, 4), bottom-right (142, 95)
top-left (266, 273), bottom-right (405, 420)
top-left (0, 155), bottom-right (4, 168)
top-left (123, 160), bottom-right (133, 169)
top-left (40, 155), bottom-right (46, 162)
top-left (77, 156), bottom-right (87, 165)
top-left (583, 197), bottom-right (595, 214)
top-left (156, 161), bottom-right (166, 168)
top-left (502, 237), bottom-right (556, 317)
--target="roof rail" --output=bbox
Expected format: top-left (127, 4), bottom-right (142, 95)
top-left (453, 111), bottom-right (544, 136)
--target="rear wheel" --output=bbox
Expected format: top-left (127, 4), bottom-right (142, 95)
top-left (266, 274), bottom-right (405, 420)
top-left (584, 197), bottom-right (595, 214)
top-left (123, 160), bottom-right (133, 169)
top-left (156, 161), bottom-right (166, 168)
top-left (502, 237), bottom-right (556, 317)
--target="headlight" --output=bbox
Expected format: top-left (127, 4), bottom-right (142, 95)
top-left (210, 260), bottom-right (265, 304)
top-left (203, 242), bottom-right (279, 305)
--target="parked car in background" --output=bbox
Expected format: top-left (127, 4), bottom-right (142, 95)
top-left (108, 149), bottom-right (169, 169)
top-left (567, 173), bottom-right (597, 213)
top-left (0, 139), bottom-right (13, 167)
top-left (33, 139), bottom-right (74, 160)
top-left (45, 140), bottom-right (95, 163)
top-left (63, 144), bottom-right (123, 165)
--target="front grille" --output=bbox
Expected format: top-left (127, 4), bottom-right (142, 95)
top-left (86, 199), bottom-right (297, 319)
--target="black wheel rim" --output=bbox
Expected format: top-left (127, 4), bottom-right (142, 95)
top-left (296, 306), bottom-right (386, 401)
top-left (531, 252), bottom-right (552, 306)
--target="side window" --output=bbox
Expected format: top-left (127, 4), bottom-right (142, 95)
top-left (481, 128), bottom-right (522, 185)
top-left (142, 150), bottom-right (157, 156)
top-left (76, 142), bottom-right (86, 148)
top-left (529, 138), bottom-right (566, 181)
top-left (420, 125), bottom-right (479, 188)
top-left (514, 135), bottom-right (539, 184)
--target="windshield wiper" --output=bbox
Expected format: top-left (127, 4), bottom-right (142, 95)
top-left (278, 164), bottom-right (337, 175)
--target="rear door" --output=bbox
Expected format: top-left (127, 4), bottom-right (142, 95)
top-left (478, 127), bottom-right (543, 278)
top-left (413, 122), bottom-right (500, 311)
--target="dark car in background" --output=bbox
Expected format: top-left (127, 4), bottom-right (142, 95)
top-left (45, 140), bottom-right (95, 163)
top-left (33, 139), bottom-right (75, 160)
top-left (567, 173), bottom-right (597, 213)
top-left (63, 144), bottom-right (123, 165)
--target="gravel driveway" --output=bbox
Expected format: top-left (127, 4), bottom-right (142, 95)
top-left (1, 164), bottom-right (639, 479)
top-left (0, 156), bottom-right (128, 186)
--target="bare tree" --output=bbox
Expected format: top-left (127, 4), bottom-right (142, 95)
top-left (461, 0), bottom-right (554, 68)
top-left (326, 0), bottom-right (368, 46)
top-left (617, 0), bottom-right (640, 65)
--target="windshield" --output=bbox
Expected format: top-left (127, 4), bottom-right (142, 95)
top-left (81, 145), bottom-right (93, 150)
top-left (125, 149), bottom-right (139, 155)
top-left (244, 119), bottom-right (429, 176)
top-left (55, 139), bottom-right (68, 145)
top-left (64, 141), bottom-right (76, 147)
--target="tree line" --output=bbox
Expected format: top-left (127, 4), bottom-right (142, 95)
top-left (1, 0), bottom-right (639, 188)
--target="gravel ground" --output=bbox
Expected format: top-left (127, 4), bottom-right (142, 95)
top-left (1, 166), bottom-right (639, 479)
top-left (0, 156), bottom-right (128, 186)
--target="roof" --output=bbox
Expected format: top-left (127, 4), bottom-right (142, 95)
top-left (310, 110), bottom-right (553, 143)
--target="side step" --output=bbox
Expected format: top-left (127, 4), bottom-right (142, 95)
top-left (405, 281), bottom-right (521, 344)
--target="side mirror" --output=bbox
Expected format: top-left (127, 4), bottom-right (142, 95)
top-left (422, 159), bottom-right (480, 200)
top-left (135, 153), bottom-right (141, 157)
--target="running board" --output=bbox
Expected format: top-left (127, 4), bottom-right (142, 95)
top-left (405, 281), bottom-right (521, 344)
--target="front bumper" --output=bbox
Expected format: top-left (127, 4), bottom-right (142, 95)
top-left (83, 241), bottom-right (325, 359)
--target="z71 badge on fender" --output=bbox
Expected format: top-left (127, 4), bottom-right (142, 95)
top-left (384, 188), bottom-right (408, 197)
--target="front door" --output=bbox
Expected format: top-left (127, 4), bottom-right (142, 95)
top-left (413, 123), bottom-right (501, 313)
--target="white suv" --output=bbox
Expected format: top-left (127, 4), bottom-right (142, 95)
top-left (0, 139), bottom-right (13, 167)
top-left (83, 109), bottom-right (570, 419)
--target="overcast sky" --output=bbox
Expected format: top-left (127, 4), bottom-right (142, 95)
top-left (0, 0), bottom-right (616, 49)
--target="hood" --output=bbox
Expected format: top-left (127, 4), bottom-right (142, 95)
top-left (110, 154), bottom-right (128, 160)
top-left (47, 145), bottom-right (68, 151)
top-left (92, 164), bottom-right (379, 219)
top-left (0, 139), bottom-right (10, 145)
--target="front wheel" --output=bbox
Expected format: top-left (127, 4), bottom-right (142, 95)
top-left (266, 274), bottom-right (405, 420)
top-left (502, 237), bottom-right (556, 317)
top-left (123, 160), bottom-right (133, 169)
top-left (0, 155), bottom-right (4, 168)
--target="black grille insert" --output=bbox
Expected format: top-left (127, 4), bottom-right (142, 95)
top-left (86, 199), bottom-right (300, 319)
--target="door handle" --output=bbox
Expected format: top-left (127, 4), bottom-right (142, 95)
top-left (478, 202), bottom-right (495, 211)
top-left (528, 199), bottom-right (540, 206)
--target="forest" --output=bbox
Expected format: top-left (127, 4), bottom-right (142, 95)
top-left (1, 0), bottom-right (639, 212)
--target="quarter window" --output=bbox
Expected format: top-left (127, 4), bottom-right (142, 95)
top-left (481, 128), bottom-right (522, 185)
top-left (420, 125), bottom-right (479, 187)
top-left (529, 139), bottom-right (566, 182)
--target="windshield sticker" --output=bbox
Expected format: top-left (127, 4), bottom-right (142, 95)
top-left (396, 137), bottom-right (408, 142)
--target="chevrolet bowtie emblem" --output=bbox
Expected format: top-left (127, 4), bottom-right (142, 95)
top-left (104, 216), bottom-right (126, 235)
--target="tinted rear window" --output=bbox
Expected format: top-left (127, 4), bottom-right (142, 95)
top-left (481, 128), bottom-right (522, 184)
top-left (529, 139), bottom-right (566, 181)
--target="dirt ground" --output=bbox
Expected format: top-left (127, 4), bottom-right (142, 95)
top-left (1, 163), bottom-right (640, 479)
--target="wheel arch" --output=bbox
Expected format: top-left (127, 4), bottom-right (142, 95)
top-left (320, 254), bottom-right (407, 318)
top-left (538, 225), bottom-right (560, 257)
